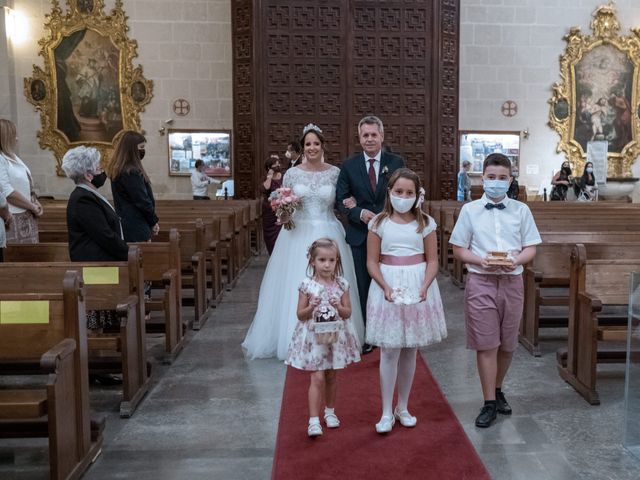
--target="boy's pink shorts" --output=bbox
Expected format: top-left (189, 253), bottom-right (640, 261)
top-left (464, 273), bottom-right (524, 352)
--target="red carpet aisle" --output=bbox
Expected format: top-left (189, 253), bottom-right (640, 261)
top-left (272, 350), bottom-right (490, 480)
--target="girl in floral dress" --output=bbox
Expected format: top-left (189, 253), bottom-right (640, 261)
top-left (286, 238), bottom-right (361, 437)
top-left (366, 168), bottom-right (447, 434)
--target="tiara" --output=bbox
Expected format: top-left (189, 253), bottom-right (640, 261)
top-left (302, 123), bottom-right (323, 135)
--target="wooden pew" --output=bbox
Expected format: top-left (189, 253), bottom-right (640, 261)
top-left (0, 271), bottom-right (103, 480)
top-left (556, 248), bottom-right (640, 404)
top-left (520, 239), bottom-right (640, 356)
top-left (132, 229), bottom-right (188, 355)
top-left (6, 238), bottom-right (186, 361)
top-left (0, 250), bottom-right (150, 417)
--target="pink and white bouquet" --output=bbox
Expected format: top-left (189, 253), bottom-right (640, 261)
top-left (269, 187), bottom-right (301, 230)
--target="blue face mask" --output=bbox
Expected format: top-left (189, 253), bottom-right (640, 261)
top-left (483, 179), bottom-right (510, 198)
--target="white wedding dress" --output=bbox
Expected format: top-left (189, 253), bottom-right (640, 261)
top-left (242, 165), bottom-right (365, 360)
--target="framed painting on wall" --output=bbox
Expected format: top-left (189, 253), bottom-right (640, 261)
top-left (24, 0), bottom-right (152, 174)
top-left (168, 130), bottom-right (232, 177)
top-left (548, 4), bottom-right (640, 178)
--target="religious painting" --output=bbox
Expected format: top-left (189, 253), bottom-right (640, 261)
top-left (168, 130), bottom-right (232, 177)
top-left (24, 0), bottom-right (153, 174)
top-left (548, 4), bottom-right (640, 177)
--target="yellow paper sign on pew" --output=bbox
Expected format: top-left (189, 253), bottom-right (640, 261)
top-left (0, 301), bottom-right (49, 324)
top-left (82, 267), bottom-right (119, 285)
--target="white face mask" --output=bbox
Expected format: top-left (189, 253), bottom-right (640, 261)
top-left (586, 167), bottom-right (593, 173)
top-left (389, 194), bottom-right (416, 213)
top-left (285, 150), bottom-right (292, 160)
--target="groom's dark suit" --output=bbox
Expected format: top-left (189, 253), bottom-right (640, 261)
top-left (336, 150), bottom-right (405, 326)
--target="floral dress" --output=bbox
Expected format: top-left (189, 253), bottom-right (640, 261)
top-left (285, 277), bottom-right (361, 371)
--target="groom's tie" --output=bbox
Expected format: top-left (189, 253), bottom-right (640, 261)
top-left (368, 158), bottom-right (377, 192)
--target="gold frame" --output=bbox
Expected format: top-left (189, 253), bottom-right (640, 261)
top-left (24, 0), bottom-right (152, 174)
top-left (548, 3), bottom-right (640, 177)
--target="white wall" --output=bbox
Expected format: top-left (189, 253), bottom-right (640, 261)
top-left (460, 0), bottom-right (640, 198)
top-left (1, 0), bottom-right (232, 199)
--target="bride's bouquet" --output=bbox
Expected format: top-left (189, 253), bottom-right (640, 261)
top-left (269, 187), bottom-right (301, 230)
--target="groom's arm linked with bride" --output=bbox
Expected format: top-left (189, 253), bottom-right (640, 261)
top-left (335, 116), bottom-right (405, 354)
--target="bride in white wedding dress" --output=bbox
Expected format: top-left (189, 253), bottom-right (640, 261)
top-left (242, 124), bottom-right (364, 360)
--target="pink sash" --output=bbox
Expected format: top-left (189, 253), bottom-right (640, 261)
top-left (379, 253), bottom-right (425, 266)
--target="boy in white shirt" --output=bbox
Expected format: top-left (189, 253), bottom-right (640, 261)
top-left (449, 153), bottom-right (541, 428)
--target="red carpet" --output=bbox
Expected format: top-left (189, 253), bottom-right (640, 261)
top-left (272, 350), bottom-right (491, 480)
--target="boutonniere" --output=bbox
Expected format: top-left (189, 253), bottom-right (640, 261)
top-left (381, 165), bottom-right (389, 176)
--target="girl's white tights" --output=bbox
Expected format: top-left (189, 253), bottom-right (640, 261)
top-left (379, 347), bottom-right (418, 418)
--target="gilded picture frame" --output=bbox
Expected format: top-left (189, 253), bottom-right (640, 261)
top-left (548, 4), bottom-right (640, 177)
top-left (24, 0), bottom-right (153, 174)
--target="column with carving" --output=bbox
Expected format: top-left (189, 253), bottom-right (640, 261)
top-left (232, 0), bottom-right (256, 199)
top-left (433, 0), bottom-right (459, 200)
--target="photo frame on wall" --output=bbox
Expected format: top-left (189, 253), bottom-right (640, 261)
top-left (168, 129), bottom-right (232, 177)
top-left (24, 0), bottom-right (152, 174)
top-left (548, 4), bottom-right (640, 178)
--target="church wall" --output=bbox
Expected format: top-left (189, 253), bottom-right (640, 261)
top-left (0, 0), bottom-right (232, 199)
top-left (460, 0), bottom-right (640, 198)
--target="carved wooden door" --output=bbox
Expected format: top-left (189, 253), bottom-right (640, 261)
top-left (232, 0), bottom-right (459, 199)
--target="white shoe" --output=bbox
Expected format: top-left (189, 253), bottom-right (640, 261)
top-left (308, 423), bottom-right (323, 437)
top-left (375, 415), bottom-right (395, 434)
top-left (394, 407), bottom-right (417, 427)
top-left (324, 411), bottom-right (340, 428)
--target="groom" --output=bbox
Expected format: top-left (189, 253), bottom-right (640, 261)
top-left (336, 115), bottom-right (405, 354)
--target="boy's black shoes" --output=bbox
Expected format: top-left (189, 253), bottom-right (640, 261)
top-left (475, 403), bottom-right (497, 428)
top-left (496, 390), bottom-right (512, 415)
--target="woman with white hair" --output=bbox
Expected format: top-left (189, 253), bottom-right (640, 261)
top-left (62, 145), bottom-right (128, 262)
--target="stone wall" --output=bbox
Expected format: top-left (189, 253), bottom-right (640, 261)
top-left (0, 0), bottom-right (232, 199)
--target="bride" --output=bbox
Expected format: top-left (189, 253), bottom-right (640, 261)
top-left (242, 124), bottom-right (364, 360)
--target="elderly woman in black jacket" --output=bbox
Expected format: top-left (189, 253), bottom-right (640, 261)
top-left (62, 146), bottom-right (129, 342)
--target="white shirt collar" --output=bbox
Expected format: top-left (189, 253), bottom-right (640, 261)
top-left (481, 193), bottom-right (510, 207)
top-left (364, 150), bottom-right (382, 164)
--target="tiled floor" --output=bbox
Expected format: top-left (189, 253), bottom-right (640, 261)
top-left (2, 255), bottom-right (640, 479)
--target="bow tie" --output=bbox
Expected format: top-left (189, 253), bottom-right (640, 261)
top-left (485, 203), bottom-right (505, 210)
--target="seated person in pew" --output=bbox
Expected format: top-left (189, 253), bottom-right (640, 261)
top-left (450, 153), bottom-right (541, 428)
top-left (62, 146), bottom-right (129, 384)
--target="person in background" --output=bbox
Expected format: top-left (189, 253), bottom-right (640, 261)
top-left (550, 161), bottom-right (573, 201)
top-left (457, 160), bottom-right (472, 201)
top-left (575, 161), bottom-right (598, 201)
top-left (0, 191), bottom-right (12, 261)
top-left (261, 155), bottom-right (284, 255)
top-left (191, 159), bottom-right (220, 200)
top-left (507, 166), bottom-right (519, 200)
top-left (108, 130), bottom-right (159, 242)
top-left (286, 140), bottom-right (303, 168)
top-left (0, 118), bottom-right (43, 244)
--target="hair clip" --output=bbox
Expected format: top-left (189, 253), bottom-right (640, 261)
top-left (302, 123), bottom-right (323, 135)
top-left (417, 187), bottom-right (426, 208)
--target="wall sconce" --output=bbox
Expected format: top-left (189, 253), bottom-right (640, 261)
top-left (521, 128), bottom-right (530, 140)
top-left (4, 7), bottom-right (29, 45)
top-left (158, 118), bottom-right (173, 136)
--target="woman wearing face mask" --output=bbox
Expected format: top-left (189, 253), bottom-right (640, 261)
top-left (108, 130), bottom-right (159, 242)
top-left (63, 146), bottom-right (129, 343)
top-left (262, 155), bottom-right (284, 255)
top-left (550, 162), bottom-right (573, 201)
top-left (576, 162), bottom-right (598, 201)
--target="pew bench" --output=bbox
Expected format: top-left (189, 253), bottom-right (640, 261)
top-left (0, 271), bottom-right (103, 480)
top-left (0, 250), bottom-right (150, 418)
